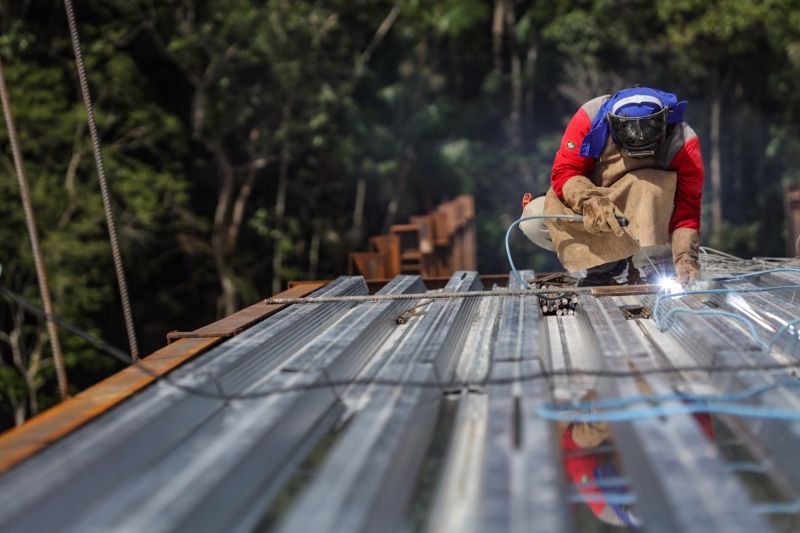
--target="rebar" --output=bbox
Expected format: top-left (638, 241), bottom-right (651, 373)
top-left (0, 56), bottom-right (69, 399)
top-left (63, 0), bottom-right (139, 360)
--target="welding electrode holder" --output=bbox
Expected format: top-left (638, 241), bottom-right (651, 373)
top-left (566, 214), bottom-right (630, 228)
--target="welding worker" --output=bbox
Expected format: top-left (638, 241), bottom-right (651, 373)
top-left (521, 86), bottom-right (704, 286)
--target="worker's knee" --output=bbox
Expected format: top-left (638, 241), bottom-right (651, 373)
top-left (519, 196), bottom-right (555, 252)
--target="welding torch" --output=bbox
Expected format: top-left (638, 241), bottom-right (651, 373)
top-left (554, 213), bottom-right (630, 228)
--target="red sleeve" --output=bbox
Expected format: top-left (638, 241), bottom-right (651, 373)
top-left (551, 108), bottom-right (596, 200)
top-left (668, 136), bottom-right (704, 233)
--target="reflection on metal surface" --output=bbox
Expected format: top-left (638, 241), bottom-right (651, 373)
top-left (561, 419), bottom-right (641, 530)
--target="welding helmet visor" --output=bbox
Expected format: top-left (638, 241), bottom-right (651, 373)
top-left (607, 107), bottom-right (667, 158)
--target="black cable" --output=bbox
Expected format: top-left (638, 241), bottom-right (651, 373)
top-left (0, 286), bottom-right (130, 362)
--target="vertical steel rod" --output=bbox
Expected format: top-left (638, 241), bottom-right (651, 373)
top-left (63, 0), bottom-right (139, 360)
top-left (0, 56), bottom-right (69, 399)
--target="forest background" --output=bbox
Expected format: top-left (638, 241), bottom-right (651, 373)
top-left (1, 0), bottom-right (799, 429)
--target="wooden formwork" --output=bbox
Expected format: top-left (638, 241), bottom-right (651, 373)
top-left (349, 194), bottom-right (478, 280)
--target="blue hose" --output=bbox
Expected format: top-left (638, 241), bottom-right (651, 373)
top-left (538, 371), bottom-right (800, 423)
top-left (505, 214), bottom-right (582, 288)
top-left (718, 267), bottom-right (800, 281)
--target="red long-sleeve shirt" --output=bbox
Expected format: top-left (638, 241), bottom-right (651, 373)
top-left (551, 107), bottom-right (704, 233)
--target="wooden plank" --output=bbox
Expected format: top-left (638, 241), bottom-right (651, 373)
top-left (0, 282), bottom-right (327, 473)
top-left (349, 252), bottom-right (385, 278)
top-left (409, 215), bottom-right (434, 254)
top-left (431, 211), bottom-right (450, 246)
top-left (369, 234), bottom-right (401, 277)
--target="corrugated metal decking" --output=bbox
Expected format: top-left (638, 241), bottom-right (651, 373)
top-left (1, 256), bottom-right (800, 532)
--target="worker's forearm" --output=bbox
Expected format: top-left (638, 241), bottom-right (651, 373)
top-left (672, 227), bottom-right (701, 282)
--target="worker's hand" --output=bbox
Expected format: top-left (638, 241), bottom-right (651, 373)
top-left (561, 175), bottom-right (603, 212)
top-left (582, 197), bottom-right (625, 236)
top-left (675, 258), bottom-right (700, 283)
top-left (672, 228), bottom-right (701, 283)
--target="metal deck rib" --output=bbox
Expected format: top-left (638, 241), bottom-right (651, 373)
top-left (427, 288), bottom-right (502, 533)
top-left (276, 271), bottom-right (481, 533)
top-left (0, 258), bottom-right (799, 532)
top-left (581, 295), bottom-right (770, 533)
top-left (478, 271), bottom-right (569, 533)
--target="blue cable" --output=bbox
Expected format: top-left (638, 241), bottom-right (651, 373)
top-left (767, 317), bottom-right (800, 350)
top-left (545, 378), bottom-right (797, 413)
top-left (538, 401), bottom-right (800, 423)
top-left (505, 214), bottom-right (582, 289)
top-left (538, 378), bottom-right (800, 422)
top-left (652, 284), bottom-right (800, 321)
top-left (502, 214), bottom-right (800, 352)
top-left (567, 493), bottom-right (637, 505)
top-left (718, 267), bottom-right (800, 281)
top-left (655, 308), bottom-right (771, 350)
top-left (651, 284), bottom-right (800, 351)
top-left (752, 502), bottom-right (800, 515)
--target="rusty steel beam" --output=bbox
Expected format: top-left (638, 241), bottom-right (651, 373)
top-left (0, 336), bottom-right (219, 474)
top-left (166, 281), bottom-right (327, 342)
top-left (589, 284), bottom-right (661, 297)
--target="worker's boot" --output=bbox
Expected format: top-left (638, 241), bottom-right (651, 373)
top-left (576, 259), bottom-right (628, 287)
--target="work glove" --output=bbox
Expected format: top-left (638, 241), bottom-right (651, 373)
top-left (562, 176), bottom-right (624, 236)
top-left (572, 422), bottom-right (611, 448)
top-left (570, 391), bottom-right (611, 448)
top-left (672, 227), bottom-right (700, 283)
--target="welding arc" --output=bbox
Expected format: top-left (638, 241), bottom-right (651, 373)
top-left (4, 283), bottom-right (800, 406)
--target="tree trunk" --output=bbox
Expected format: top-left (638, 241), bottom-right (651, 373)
top-left (353, 4), bottom-right (401, 81)
top-left (12, 393), bottom-right (25, 427)
top-left (502, 0), bottom-right (532, 181)
top-left (227, 159), bottom-right (261, 256)
top-left (382, 147), bottom-right (413, 234)
top-left (272, 146), bottom-right (290, 295)
top-left (308, 222), bottom-right (321, 280)
top-left (210, 140), bottom-right (238, 317)
top-left (524, 40), bottom-right (537, 137)
top-left (710, 89), bottom-right (723, 246)
top-left (24, 336), bottom-right (44, 417)
top-left (352, 177), bottom-right (366, 242)
top-left (492, 0), bottom-right (504, 72)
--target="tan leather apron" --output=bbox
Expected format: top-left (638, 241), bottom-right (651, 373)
top-left (544, 139), bottom-right (677, 272)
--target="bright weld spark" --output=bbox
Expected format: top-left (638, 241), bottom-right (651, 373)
top-left (658, 277), bottom-right (683, 295)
